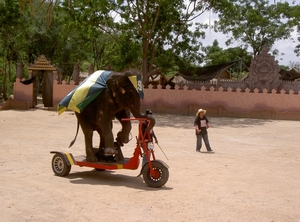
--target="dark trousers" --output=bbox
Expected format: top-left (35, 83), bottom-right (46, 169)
top-left (196, 133), bottom-right (212, 151)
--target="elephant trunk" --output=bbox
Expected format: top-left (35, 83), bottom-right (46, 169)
top-left (144, 114), bottom-right (156, 132)
top-left (131, 111), bottom-right (156, 132)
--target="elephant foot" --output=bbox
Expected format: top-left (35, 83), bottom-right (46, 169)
top-left (103, 147), bottom-right (118, 156)
top-left (115, 152), bottom-right (124, 163)
top-left (116, 132), bottom-right (130, 146)
top-left (86, 154), bottom-right (98, 162)
top-left (116, 137), bottom-right (124, 147)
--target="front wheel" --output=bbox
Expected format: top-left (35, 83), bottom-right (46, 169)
top-left (51, 153), bottom-right (71, 176)
top-left (142, 161), bottom-right (169, 188)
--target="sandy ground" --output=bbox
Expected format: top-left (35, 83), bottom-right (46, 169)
top-left (0, 109), bottom-right (300, 222)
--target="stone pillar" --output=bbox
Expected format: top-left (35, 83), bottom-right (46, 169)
top-left (16, 62), bottom-right (23, 79)
top-left (42, 70), bottom-right (53, 107)
top-left (72, 63), bottom-right (80, 84)
top-left (56, 68), bottom-right (62, 84)
top-left (88, 64), bottom-right (94, 75)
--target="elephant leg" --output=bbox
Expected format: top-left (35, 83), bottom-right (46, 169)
top-left (83, 130), bottom-right (98, 162)
top-left (115, 110), bottom-right (132, 146)
top-left (99, 120), bottom-right (118, 155)
top-left (95, 129), bottom-right (105, 161)
top-left (76, 113), bottom-right (98, 162)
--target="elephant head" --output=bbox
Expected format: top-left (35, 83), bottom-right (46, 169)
top-left (107, 70), bottom-right (156, 132)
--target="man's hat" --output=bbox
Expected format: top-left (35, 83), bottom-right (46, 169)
top-left (196, 108), bottom-right (206, 116)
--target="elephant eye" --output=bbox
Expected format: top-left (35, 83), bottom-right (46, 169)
top-left (124, 89), bottom-right (137, 99)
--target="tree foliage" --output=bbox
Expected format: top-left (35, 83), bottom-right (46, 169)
top-left (289, 4), bottom-right (300, 56)
top-left (0, 0), bottom-right (23, 99)
top-left (19, 0), bottom-right (212, 83)
top-left (212, 0), bottom-right (295, 57)
top-left (203, 39), bottom-right (252, 66)
top-left (90, 0), bottom-right (211, 83)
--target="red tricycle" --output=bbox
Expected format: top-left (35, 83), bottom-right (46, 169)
top-left (50, 118), bottom-right (169, 188)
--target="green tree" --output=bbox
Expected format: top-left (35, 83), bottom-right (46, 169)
top-left (0, 0), bottom-right (23, 99)
top-left (19, 0), bottom-right (212, 84)
top-left (20, 1), bottom-right (104, 78)
top-left (203, 39), bottom-right (252, 66)
top-left (202, 40), bottom-right (225, 65)
top-left (57, 0), bottom-right (118, 71)
top-left (62, 0), bottom-right (211, 83)
top-left (118, 0), bottom-right (210, 83)
top-left (20, 1), bottom-right (60, 64)
top-left (289, 4), bottom-right (300, 57)
top-left (212, 0), bottom-right (295, 57)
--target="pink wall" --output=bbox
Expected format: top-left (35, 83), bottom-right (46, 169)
top-left (13, 79), bottom-right (300, 120)
top-left (14, 78), bottom-right (34, 107)
top-left (52, 80), bottom-right (78, 106)
top-left (141, 85), bottom-right (300, 120)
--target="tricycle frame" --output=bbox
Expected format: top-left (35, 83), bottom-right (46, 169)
top-left (51, 118), bottom-right (169, 188)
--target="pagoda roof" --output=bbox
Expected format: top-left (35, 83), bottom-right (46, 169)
top-left (28, 55), bottom-right (57, 71)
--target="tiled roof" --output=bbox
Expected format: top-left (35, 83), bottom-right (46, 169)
top-left (179, 61), bottom-right (239, 81)
top-left (28, 55), bottom-right (57, 71)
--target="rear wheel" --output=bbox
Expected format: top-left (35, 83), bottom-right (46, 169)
top-left (142, 161), bottom-right (169, 188)
top-left (51, 153), bottom-right (71, 176)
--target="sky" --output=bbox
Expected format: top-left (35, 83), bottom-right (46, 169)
top-left (197, 2), bottom-right (299, 67)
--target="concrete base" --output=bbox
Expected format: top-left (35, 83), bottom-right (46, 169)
top-left (0, 97), bottom-right (30, 111)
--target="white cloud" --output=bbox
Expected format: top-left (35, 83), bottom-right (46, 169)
top-left (275, 30), bottom-right (299, 66)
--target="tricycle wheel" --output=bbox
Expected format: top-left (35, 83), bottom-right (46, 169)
top-left (142, 161), bottom-right (169, 188)
top-left (51, 153), bottom-right (71, 176)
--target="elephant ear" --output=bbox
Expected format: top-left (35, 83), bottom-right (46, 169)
top-left (106, 76), bottom-right (129, 97)
top-left (107, 70), bottom-right (141, 97)
top-left (106, 78), bottom-right (118, 97)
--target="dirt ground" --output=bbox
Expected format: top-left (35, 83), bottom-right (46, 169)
top-left (0, 108), bottom-right (299, 222)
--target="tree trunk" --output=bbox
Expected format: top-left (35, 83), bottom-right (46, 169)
top-left (142, 35), bottom-right (150, 85)
top-left (2, 59), bottom-right (7, 100)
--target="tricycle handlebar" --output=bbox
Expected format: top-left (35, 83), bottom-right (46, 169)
top-left (122, 118), bottom-right (150, 122)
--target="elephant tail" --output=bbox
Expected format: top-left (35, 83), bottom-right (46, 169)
top-left (20, 76), bottom-right (36, 85)
top-left (69, 119), bottom-right (79, 148)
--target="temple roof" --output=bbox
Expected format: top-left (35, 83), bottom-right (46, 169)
top-left (28, 55), bottom-right (57, 71)
top-left (179, 61), bottom-right (239, 81)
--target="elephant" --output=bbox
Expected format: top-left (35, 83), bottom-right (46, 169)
top-left (65, 70), bottom-right (155, 162)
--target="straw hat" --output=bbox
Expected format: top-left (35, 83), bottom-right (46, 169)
top-left (196, 108), bottom-right (206, 116)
